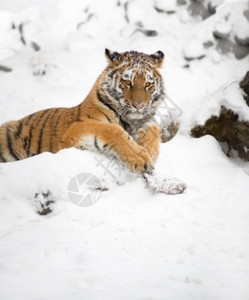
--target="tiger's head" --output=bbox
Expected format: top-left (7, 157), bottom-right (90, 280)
top-left (99, 49), bottom-right (165, 121)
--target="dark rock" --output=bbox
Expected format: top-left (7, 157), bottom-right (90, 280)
top-left (207, 2), bottom-right (216, 14)
top-left (232, 43), bottom-right (249, 59)
top-left (124, 1), bottom-right (129, 23)
top-left (18, 23), bottom-right (26, 45)
top-left (191, 106), bottom-right (249, 160)
top-left (240, 71), bottom-right (249, 105)
top-left (177, 0), bottom-right (187, 5)
top-left (191, 72), bottom-right (249, 160)
top-left (244, 10), bottom-right (249, 21)
top-left (215, 39), bottom-right (233, 55)
top-left (154, 6), bottom-right (176, 14)
top-left (0, 65), bottom-right (12, 72)
top-left (235, 35), bottom-right (249, 46)
top-left (207, 0), bottom-right (224, 14)
top-left (213, 30), bottom-right (230, 40)
top-left (203, 40), bottom-right (214, 48)
top-left (31, 41), bottom-right (41, 51)
top-left (132, 29), bottom-right (158, 37)
top-left (184, 54), bottom-right (206, 61)
top-left (214, 36), bottom-right (249, 59)
top-left (143, 29), bottom-right (158, 37)
top-left (188, 1), bottom-right (211, 19)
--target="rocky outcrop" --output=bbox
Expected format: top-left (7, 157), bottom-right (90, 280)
top-left (191, 71), bottom-right (249, 160)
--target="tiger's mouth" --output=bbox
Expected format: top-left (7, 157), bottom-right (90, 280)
top-left (127, 105), bottom-right (149, 119)
top-left (117, 102), bottom-right (149, 120)
top-left (128, 111), bottom-right (145, 119)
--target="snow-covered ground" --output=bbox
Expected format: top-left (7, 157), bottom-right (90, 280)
top-left (0, 1), bottom-right (249, 299)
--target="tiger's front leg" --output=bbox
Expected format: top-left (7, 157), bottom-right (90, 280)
top-left (136, 122), bottom-right (161, 163)
top-left (60, 120), bottom-right (153, 173)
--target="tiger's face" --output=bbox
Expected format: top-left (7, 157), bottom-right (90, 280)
top-left (100, 49), bottom-right (165, 121)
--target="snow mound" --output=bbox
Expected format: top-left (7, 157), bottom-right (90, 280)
top-left (0, 0), bottom-right (249, 299)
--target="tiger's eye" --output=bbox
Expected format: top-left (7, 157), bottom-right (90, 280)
top-left (145, 82), bottom-right (151, 88)
top-left (124, 80), bottom-right (132, 86)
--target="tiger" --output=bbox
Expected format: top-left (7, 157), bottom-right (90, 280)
top-left (0, 49), bottom-right (165, 174)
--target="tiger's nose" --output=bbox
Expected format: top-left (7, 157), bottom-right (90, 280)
top-left (132, 102), bottom-right (145, 110)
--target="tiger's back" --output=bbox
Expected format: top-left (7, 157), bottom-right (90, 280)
top-left (0, 107), bottom-right (77, 162)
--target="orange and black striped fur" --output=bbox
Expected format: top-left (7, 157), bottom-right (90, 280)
top-left (0, 49), bottom-right (165, 173)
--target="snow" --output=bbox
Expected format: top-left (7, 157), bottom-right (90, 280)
top-left (184, 0), bottom-right (249, 59)
top-left (1, 0), bottom-right (249, 299)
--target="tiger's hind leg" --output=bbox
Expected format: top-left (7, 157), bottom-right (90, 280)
top-left (60, 120), bottom-right (153, 173)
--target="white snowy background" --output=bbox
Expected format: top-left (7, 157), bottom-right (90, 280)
top-left (0, 0), bottom-right (249, 299)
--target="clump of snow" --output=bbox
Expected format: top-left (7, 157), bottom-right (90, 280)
top-left (234, 16), bottom-right (249, 45)
top-left (213, 17), bottom-right (231, 39)
top-left (155, 0), bottom-right (177, 12)
top-left (144, 171), bottom-right (187, 194)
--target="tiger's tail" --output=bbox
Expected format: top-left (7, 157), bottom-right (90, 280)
top-left (0, 121), bottom-right (28, 162)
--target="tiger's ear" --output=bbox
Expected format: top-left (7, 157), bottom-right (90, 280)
top-left (105, 49), bottom-right (121, 66)
top-left (150, 50), bottom-right (164, 67)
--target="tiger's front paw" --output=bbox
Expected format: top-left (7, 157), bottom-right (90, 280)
top-left (125, 147), bottom-right (153, 173)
